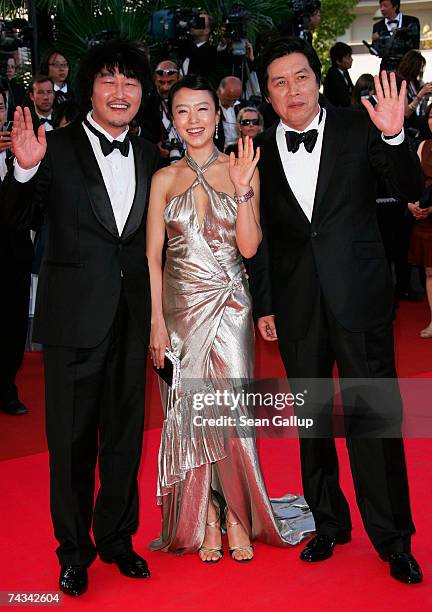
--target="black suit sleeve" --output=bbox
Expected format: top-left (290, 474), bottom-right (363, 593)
top-left (323, 68), bottom-right (351, 108)
top-left (248, 229), bottom-right (274, 319)
top-left (0, 152), bottom-right (52, 230)
top-left (367, 124), bottom-right (423, 202)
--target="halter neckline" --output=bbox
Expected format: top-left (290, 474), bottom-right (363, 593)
top-left (185, 146), bottom-right (219, 176)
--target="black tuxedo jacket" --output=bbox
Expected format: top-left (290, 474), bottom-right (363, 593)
top-left (323, 66), bottom-right (353, 108)
top-left (372, 14), bottom-right (420, 52)
top-left (249, 107), bottom-right (423, 341)
top-left (0, 121), bottom-right (159, 348)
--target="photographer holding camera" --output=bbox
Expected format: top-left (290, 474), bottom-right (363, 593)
top-left (372, 0), bottom-right (420, 71)
top-left (140, 60), bottom-right (184, 166)
top-left (278, 0), bottom-right (321, 45)
top-left (177, 13), bottom-right (221, 86)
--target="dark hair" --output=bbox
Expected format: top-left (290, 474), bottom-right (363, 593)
top-left (380, 0), bottom-right (400, 12)
top-left (0, 87), bottom-right (6, 106)
top-left (76, 38), bottom-right (151, 113)
top-left (39, 49), bottom-right (71, 78)
top-left (167, 74), bottom-right (220, 118)
top-left (329, 42), bottom-right (352, 66)
top-left (53, 100), bottom-right (80, 128)
top-left (352, 73), bottom-right (375, 105)
top-left (258, 36), bottom-right (322, 98)
top-left (30, 74), bottom-right (54, 92)
top-left (397, 50), bottom-right (426, 85)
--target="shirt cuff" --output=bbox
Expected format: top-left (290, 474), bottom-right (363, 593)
top-left (381, 128), bottom-right (405, 146)
top-left (14, 159), bottom-right (40, 183)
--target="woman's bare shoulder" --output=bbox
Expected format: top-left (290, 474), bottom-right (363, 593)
top-left (152, 158), bottom-right (189, 184)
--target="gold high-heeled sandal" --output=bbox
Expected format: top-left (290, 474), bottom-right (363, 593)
top-left (225, 508), bottom-right (254, 563)
top-left (198, 507), bottom-right (223, 563)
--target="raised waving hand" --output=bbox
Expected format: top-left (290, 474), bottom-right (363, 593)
top-left (362, 71), bottom-right (406, 137)
top-left (12, 106), bottom-right (47, 169)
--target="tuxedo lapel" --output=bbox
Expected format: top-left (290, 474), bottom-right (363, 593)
top-left (71, 122), bottom-right (119, 238)
top-left (121, 137), bottom-right (147, 241)
top-left (311, 107), bottom-right (343, 222)
top-left (261, 125), bottom-right (310, 226)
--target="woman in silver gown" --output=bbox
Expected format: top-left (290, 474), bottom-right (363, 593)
top-left (146, 76), bottom-right (314, 563)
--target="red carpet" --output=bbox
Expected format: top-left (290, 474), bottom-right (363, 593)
top-left (0, 300), bottom-right (431, 609)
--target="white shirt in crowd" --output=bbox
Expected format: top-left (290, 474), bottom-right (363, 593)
top-left (221, 104), bottom-right (239, 148)
top-left (0, 150), bottom-right (7, 182)
top-left (276, 107), bottom-right (405, 222)
top-left (54, 83), bottom-right (68, 94)
top-left (385, 13), bottom-right (402, 31)
top-left (14, 111), bottom-right (136, 236)
top-left (36, 112), bottom-right (54, 132)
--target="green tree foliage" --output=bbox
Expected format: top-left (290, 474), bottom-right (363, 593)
top-left (314, 0), bottom-right (358, 77)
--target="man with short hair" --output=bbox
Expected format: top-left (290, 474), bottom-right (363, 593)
top-left (372, 0), bottom-right (420, 68)
top-left (250, 36), bottom-right (423, 584)
top-left (216, 76), bottom-right (243, 151)
top-left (179, 13), bottom-right (215, 75)
top-left (0, 39), bottom-right (159, 597)
top-left (323, 42), bottom-right (353, 107)
top-left (3, 55), bottom-right (25, 121)
top-left (140, 60), bottom-right (183, 164)
top-left (29, 75), bottom-right (55, 132)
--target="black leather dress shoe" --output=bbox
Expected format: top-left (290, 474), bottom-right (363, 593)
top-left (100, 550), bottom-right (150, 578)
top-left (59, 565), bottom-right (88, 597)
top-left (300, 533), bottom-right (351, 562)
top-left (1, 399), bottom-right (28, 415)
top-left (380, 552), bottom-right (423, 584)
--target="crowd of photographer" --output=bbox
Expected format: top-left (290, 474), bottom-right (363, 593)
top-left (1, 0), bottom-right (432, 416)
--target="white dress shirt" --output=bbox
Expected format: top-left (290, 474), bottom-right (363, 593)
top-left (54, 83), bottom-right (68, 94)
top-left (221, 104), bottom-right (239, 148)
top-left (276, 108), bottom-right (326, 222)
top-left (83, 111), bottom-right (135, 235)
top-left (36, 112), bottom-right (54, 132)
top-left (276, 107), bottom-right (405, 222)
top-left (0, 150), bottom-right (7, 182)
top-left (14, 111), bottom-right (136, 236)
top-left (385, 13), bottom-right (402, 31)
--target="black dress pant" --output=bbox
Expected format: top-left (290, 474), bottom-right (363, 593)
top-left (44, 287), bottom-right (147, 566)
top-left (0, 263), bottom-right (30, 406)
top-left (277, 292), bottom-right (415, 555)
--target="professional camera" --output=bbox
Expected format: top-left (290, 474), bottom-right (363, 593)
top-left (0, 18), bottom-right (32, 52)
top-left (150, 7), bottom-right (206, 43)
top-left (284, 0), bottom-right (321, 42)
top-left (366, 23), bottom-right (420, 71)
top-left (223, 8), bottom-right (250, 57)
top-left (163, 136), bottom-right (185, 164)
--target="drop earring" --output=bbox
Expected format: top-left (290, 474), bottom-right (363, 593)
top-left (215, 123), bottom-right (219, 139)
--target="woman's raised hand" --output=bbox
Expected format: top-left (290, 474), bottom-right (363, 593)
top-left (229, 135), bottom-right (260, 191)
top-left (12, 106), bottom-right (47, 169)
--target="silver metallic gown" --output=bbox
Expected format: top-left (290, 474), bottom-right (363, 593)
top-left (150, 147), bottom-right (315, 554)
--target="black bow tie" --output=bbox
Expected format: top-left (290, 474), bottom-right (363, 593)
top-left (285, 129), bottom-right (318, 154)
top-left (40, 117), bottom-right (53, 127)
top-left (83, 118), bottom-right (130, 157)
top-left (387, 19), bottom-right (399, 26)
